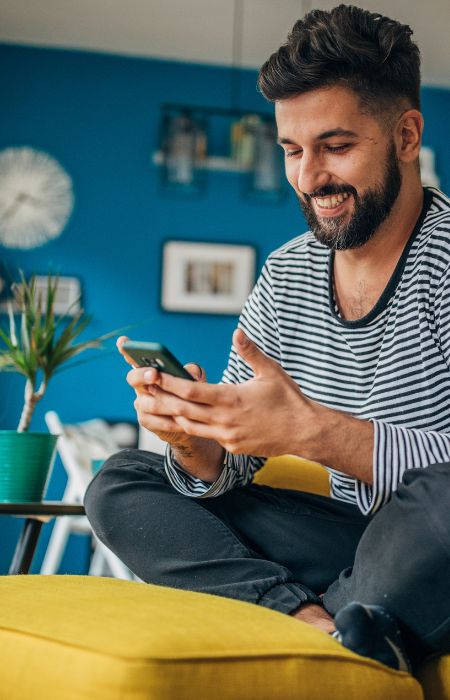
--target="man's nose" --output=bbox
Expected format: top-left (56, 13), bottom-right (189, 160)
top-left (296, 152), bottom-right (331, 196)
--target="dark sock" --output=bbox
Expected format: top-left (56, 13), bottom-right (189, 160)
top-left (332, 602), bottom-right (411, 673)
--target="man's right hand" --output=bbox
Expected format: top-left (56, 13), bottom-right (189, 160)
top-left (117, 336), bottom-right (207, 449)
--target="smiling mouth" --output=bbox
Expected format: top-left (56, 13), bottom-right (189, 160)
top-left (313, 192), bottom-right (351, 210)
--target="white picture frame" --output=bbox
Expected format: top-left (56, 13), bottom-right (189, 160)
top-left (33, 275), bottom-right (81, 316)
top-left (161, 241), bottom-right (256, 314)
top-left (0, 275), bottom-right (81, 316)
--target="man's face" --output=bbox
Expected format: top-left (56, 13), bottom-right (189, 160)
top-left (275, 86), bottom-right (402, 250)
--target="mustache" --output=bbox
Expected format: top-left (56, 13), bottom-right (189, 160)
top-left (303, 185), bottom-right (357, 200)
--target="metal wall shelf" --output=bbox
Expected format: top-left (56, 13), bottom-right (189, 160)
top-left (152, 151), bottom-right (251, 173)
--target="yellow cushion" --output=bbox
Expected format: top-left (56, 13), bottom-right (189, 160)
top-left (417, 655), bottom-right (450, 700)
top-left (254, 455), bottom-right (331, 495)
top-left (0, 575), bottom-right (422, 700)
top-left (255, 455), bottom-right (450, 700)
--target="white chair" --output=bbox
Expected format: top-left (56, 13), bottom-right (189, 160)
top-left (138, 425), bottom-right (167, 454)
top-left (41, 410), bottom-right (140, 580)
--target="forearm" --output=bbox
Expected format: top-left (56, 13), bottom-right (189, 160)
top-left (295, 401), bottom-right (374, 483)
top-left (172, 437), bottom-right (225, 483)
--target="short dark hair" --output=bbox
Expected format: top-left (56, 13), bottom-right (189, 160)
top-left (258, 4), bottom-right (421, 120)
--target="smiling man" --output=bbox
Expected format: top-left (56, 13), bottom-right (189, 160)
top-left (85, 5), bottom-right (450, 673)
top-left (278, 111), bottom-right (404, 252)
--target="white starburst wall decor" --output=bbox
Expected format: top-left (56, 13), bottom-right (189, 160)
top-left (0, 147), bottom-right (74, 249)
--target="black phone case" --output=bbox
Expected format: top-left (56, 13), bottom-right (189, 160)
top-left (123, 343), bottom-right (194, 380)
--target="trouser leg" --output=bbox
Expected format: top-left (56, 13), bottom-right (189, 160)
top-left (323, 462), bottom-right (450, 663)
top-left (84, 449), bottom-right (368, 615)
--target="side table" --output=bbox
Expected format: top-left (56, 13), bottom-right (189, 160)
top-left (0, 502), bottom-right (85, 575)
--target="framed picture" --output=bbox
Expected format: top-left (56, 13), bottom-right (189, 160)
top-left (0, 275), bottom-right (81, 316)
top-left (33, 275), bottom-right (81, 316)
top-left (161, 241), bottom-right (256, 314)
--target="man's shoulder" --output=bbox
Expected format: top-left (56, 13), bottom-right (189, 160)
top-left (423, 188), bottom-right (450, 233)
top-left (419, 188), bottom-right (450, 263)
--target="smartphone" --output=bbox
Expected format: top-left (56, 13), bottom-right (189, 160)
top-left (121, 341), bottom-right (194, 380)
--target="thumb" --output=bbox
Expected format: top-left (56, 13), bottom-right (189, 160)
top-left (232, 329), bottom-right (275, 376)
top-left (116, 335), bottom-right (138, 368)
top-left (184, 362), bottom-right (207, 382)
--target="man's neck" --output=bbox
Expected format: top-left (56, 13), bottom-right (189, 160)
top-left (332, 180), bottom-right (424, 321)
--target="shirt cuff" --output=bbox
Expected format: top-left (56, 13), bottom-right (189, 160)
top-left (164, 445), bottom-right (237, 498)
top-left (355, 418), bottom-right (435, 515)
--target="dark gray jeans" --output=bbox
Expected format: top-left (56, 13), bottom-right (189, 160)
top-left (84, 450), bottom-right (450, 666)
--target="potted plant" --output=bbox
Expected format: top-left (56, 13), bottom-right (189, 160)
top-left (0, 273), bottom-right (116, 502)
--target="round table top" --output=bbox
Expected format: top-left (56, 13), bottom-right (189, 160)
top-left (0, 502), bottom-right (85, 516)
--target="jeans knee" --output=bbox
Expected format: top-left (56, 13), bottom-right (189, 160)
top-left (402, 461), bottom-right (449, 486)
top-left (84, 448), bottom-right (167, 542)
top-left (83, 465), bottom-right (115, 541)
top-left (398, 463), bottom-right (450, 550)
top-left (400, 462), bottom-right (450, 507)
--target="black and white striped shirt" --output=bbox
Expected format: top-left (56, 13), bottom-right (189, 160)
top-left (165, 187), bottom-right (450, 515)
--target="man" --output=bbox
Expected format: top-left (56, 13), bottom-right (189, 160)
top-left (85, 5), bottom-right (450, 673)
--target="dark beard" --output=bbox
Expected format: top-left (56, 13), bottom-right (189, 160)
top-left (298, 142), bottom-right (402, 251)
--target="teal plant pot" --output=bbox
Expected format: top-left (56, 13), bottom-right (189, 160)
top-left (0, 431), bottom-right (59, 503)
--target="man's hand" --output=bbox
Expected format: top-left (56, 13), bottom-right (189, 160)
top-left (117, 336), bottom-right (207, 449)
top-left (131, 329), bottom-right (317, 457)
top-left (128, 329), bottom-right (374, 482)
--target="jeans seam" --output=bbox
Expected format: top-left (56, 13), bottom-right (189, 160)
top-left (421, 616), bottom-right (450, 642)
top-left (255, 581), bottom-right (309, 606)
top-left (197, 505), bottom-right (300, 605)
top-left (260, 502), bottom-right (366, 524)
top-left (424, 507), bottom-right (450, 557)
top-left (196, 501), bottom-right (270, 561)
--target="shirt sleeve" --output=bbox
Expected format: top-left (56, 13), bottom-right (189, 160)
top-left (356, 261), bottom-right (450, 515)
top-left (355, 419), bottom-right (450, 514)
top-left (164, 445), bottom-right (265, 498)
top-left (164, 259), bottom-right (280, 498)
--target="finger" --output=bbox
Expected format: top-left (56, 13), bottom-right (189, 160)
top-left (147, 386), bottom-right (218, 423)
top-left (138, 412), bottom-right (186, 434)
top-left (174, 415), bottom-right (219, 441)
top-left (135, 394), bottom-right (179, 423)
top-left (117, 335), bottom-right (139, 369)
top-left (232, 328), bottom-right (277, 377)
top-left (127, 366), bottom-right (159, 390)
top-left (184, 363), bottom-right (207, 382)
top-left (144, 369), bottom-right (226, 405)
top-left (174, 416), bottom-right (240, 453)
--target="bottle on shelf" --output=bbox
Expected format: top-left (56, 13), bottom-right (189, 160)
top-left (230, 114), bottom-right (260, 169)
top-left (163, 112), bottom-right (207, 190)
top-left (248, 120), bottom-right (284, 198)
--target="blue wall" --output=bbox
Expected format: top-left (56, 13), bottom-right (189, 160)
top-left (1, 43), bottom-right (449, 574)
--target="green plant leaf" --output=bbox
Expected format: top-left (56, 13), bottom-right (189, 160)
top-left (0, 325), bottom-right (16, 351)
top-left (0, 270), bottom-right (126, 429)
top-left (0, 271), bottom-right (126, 429)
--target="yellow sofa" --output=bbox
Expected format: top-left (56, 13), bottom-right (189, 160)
top-left (0, 456), bottom-right (448, 700)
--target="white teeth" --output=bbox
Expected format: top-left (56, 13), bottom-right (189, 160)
top-left (315, 192), bottom-right (350, 209)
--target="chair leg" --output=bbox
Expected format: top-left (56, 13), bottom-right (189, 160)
top-left (40, 516), bottom-right (74, 574)
top-left (88, 539), bottom-right (109, 576)
top-left (89, 537), bottom-right (139, 581)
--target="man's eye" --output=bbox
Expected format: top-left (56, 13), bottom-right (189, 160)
top-left (285, 144), bottom-right (351, 157)
top-left (326, 144), bottom-right (350, 153)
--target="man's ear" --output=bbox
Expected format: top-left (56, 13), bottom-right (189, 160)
top-left (395, 109), bottom-right (424, 164)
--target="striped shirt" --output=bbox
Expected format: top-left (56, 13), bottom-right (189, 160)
top-left (165, 187), bottom-right (450, 515)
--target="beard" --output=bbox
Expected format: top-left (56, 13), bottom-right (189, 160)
top-left (298, 142), bottom-right (402, 251)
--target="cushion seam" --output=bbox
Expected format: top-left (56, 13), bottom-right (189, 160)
top-left (0, 626), bottom-right (416, 676)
